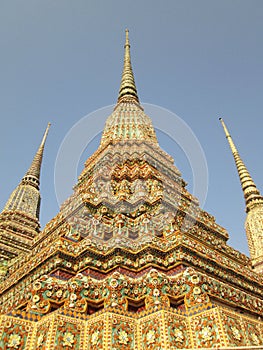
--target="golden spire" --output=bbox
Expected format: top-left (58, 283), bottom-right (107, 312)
top-left (219, 118), bottom-right (263, 212)
top-left (117, 29), bottom-right (139, 104)
top-left (0, 123), bottom-right (51, 258)
top-left (98, 31), bottom-right (157, 148)
top-left (4, 122), bottom-right (51, 214)
top-left (22, 122), bottom-right (51, 189)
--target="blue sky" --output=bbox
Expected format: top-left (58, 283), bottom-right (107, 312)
top-left (0, 0), bottom-right (263, 255)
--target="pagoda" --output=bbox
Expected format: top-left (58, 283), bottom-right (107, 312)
top-left (0, 31), bottom-right (263, 349)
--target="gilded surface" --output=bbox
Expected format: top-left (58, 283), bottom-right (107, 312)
top-left (0, 33), bottom-right (263, 349)
top-left (220, 118), bottom-right (263, 268)
top-left (0, 123), bottom-right (50, 260)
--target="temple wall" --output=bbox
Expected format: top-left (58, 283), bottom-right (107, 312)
top-left (0, 306), bottom-right (262, 349)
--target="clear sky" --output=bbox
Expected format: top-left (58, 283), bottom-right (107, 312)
top-left (0, 0), bottom-right (263, 255)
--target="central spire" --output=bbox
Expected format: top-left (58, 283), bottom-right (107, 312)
top-left (117, 29), bottom-right (139, 104)
top-left (99, 30), bottom-right (157, 148)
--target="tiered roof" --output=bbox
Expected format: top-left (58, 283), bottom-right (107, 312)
top-left (0, 32), bottom-right (263, 349)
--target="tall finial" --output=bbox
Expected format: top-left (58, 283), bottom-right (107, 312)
top-left (0, 123), bottom-right (51, 259)
top-left (219, 118), bottom-right (263, 212)
top-left (4, 122), bottom-right (51, 213)
top-left (22, 122), bottom-right (51, 189)
top-left (117, 29), bottom-right (139, 103)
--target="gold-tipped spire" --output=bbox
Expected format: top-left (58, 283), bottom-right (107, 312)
top-left (117, 29), bottom-right (139, 104)
top-left (98, 31), bottom-right (157, 149)
top-left (4, 122), bottom-right (51, 213)
top-left (0, 123), bottom-right (51, 259)
top-left (219, 118), bottom-right (263, 212)
top-left (22, 122), bottom-right (51, 189)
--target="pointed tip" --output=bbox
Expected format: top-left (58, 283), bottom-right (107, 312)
top-left (23, 123), bottom-right (51, 186)
top-left (219, 117), bottom-right (232, 139)
top-left (47, 122), bottom-right (51, 134)
top-left (117, 30), bottom-right (139, 104)
top-left (43, 122), bottom-right (51, 142)
top-left (125, 29), bottom-right (129, 45)
top-left (220, 118), bottom-right (263, 211)
top-left (3, 123), bottom-right (51, 218)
